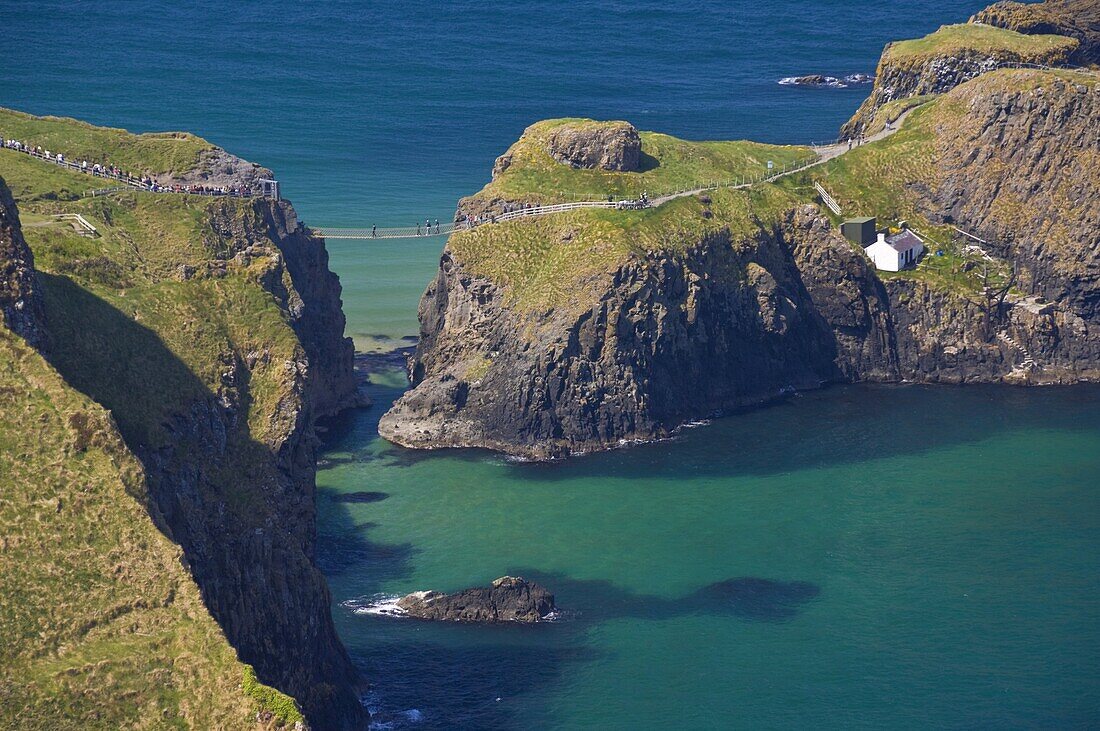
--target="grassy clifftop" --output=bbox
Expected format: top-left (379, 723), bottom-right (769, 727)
top-left (0, 107), bottom-right (214, 177)
top-left (450, 182), bottom-right (799, 316)
top-left (471, 117), bottom-right (815, 204)
top-left (883, 23), bottom-right (1078, 66)
top-left (451, 66), bottom-right (1094, 310)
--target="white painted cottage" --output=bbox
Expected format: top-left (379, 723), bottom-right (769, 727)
top-left (865, 230), bottom-right (924, 271)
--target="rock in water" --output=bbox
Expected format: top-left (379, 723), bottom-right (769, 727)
top-left (545, 121), bottom-right (642, 172)
top-left (395, 576), bottom-right (556, 623)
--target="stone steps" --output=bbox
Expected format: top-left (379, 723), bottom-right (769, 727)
top-left (997, 331), bottom-right (1037, 370)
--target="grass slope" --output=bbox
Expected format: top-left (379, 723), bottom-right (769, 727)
top-left (0, 107), bottom-right (213, 177)
top-left (450, 183), bottom-right (798, 315)
top-left (776, 68), bottom-right (1096, 292)
top-left (454, 67), bottom-right (1088, 308)
top-left (0, 327), bottom-right (299, 728)
top-left (0, 119), bottom-right (308, 727)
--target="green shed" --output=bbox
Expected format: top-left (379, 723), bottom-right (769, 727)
top-left (841, 217), bottom-right (877, 246)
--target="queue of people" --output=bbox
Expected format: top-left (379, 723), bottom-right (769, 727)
top-left (1, 137), bottom-right (259, 198)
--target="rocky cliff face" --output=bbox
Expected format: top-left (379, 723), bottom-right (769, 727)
top-left (382, 70), bottom-right (1100, 460)
top-left (0, 175), bottom-right (44, 345)
top-left (974, 0), bottom-right (1100, 65)
top-left (916, 71), bottom-right (1100, 320)
top-left (841, 24), bottom-right (1077, 138)
top-left (383, 210), bottom-right (849, 458)
top-left (137, 199), bottom-right (364, 729)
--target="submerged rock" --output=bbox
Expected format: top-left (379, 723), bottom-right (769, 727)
top-left (778, 73), bottom-right (874, 88)
top-left (395, 576), bottom-right (556, 623)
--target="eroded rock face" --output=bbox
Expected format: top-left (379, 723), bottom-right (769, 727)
top-left (0, 176), bottom-right (44, 345)
top-left (135, 198), bottom-right (364, 729)
top-left (380, 208), bottom-right (866, 459)
top-left (916, 73), bottom-right (1100, 322)
top-left (545, 121), bottom-right (642, 172)
top-left (396, 576), bottom-right (556, 623)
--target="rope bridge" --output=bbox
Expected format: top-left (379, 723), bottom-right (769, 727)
top-left (313, 200), bottom-right (642, 239)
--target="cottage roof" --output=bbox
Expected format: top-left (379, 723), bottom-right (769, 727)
top-left (885, 230), bottom-right (923, 253)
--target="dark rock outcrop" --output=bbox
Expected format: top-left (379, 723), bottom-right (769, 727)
top-left (915, 71), bottom-right (1100, 322)
top-left (154, 146), bottom-right (275, 192)
top-left (0, 176), bottom-right (44, 345)
top-left (545, 121), bottom-right (642, 172)
top-left (973, 0), bottom-right (1100, 65)
top-left (395, 576), bottom-right (556, 623)
top-left (779, 73), bottom-right (874, 88)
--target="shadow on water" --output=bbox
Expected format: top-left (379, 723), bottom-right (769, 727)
top-left (356, 641), bottom-right (599, 731)
top-left (514, 570), bottom-right (819, 624)
top-left (496, 383), bottom-right (1100, 482)
top-left (316, 517), bottom-right (417, 586)
top-left (323, 359), bottom-right (1100, 484)
top-left (341, 571), bottom-right (818, 729)
top-left (330, 490), bottom-right (390, 504)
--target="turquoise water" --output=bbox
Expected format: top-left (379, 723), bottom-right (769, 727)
top-left (8, 1), bottom-right (1100, 728)
top-left (319, 383), bottom-right (1100, 728)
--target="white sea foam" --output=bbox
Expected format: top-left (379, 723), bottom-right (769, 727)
top-left (343, 593), bottom-right (408, 617)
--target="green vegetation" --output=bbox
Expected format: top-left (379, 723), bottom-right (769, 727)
top-left (460, 66), bottom-right (1085, 309)
top-left (884, 23), bottom-right (1078, 64)
top-left (0, 106), bottom-right (214, 176)
top-left (0, 113), bottom-right (310, 727)
top-left (472, 118), bottom-right (816, 205)
top-left (450, 183), bottom-right (798, 315)
top-left (774, 72), bottom-right (1051, 294)
top-left (0, 329), bottom-right (266, 729)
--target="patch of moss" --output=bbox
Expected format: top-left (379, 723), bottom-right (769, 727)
top-left (243, 665), bottom-right (305, 725)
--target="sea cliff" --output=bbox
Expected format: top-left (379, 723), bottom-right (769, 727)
top-left (382, 48), bottom-right (1100, 458)
top-left (0, 110), bottom-right (366, 729)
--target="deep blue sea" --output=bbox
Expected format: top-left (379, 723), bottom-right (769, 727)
top-left (8, 2), bottom-right (1100, 729)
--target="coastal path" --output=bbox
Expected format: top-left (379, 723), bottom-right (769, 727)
top-left (5, 104), bottom-right (916, 243)
top-left (318, 108), bottom-right (918, 240)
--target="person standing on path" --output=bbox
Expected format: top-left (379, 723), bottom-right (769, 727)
top-left (372, 224), bottom-right (377, 238)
